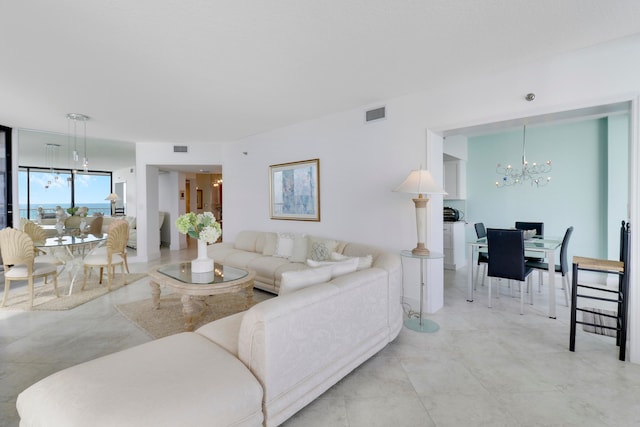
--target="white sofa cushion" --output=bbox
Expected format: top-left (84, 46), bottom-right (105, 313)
top-left (235, 230), bottom-right (260, 252)
top-left (196, 311), bottom-right (245, 356)
top-left (279, 265), bottom-right (333, 295)
top-left (17, 332), bottom-right (264, 427)
top-left (308, 237), bottom-right (339, 261)
top-left (330, 252), bottom-right (373, 270)
top-left (261, 232), bottom-right (278, 256)
top-left (306, 257), bottom-right (359, 277)
top-left (274, 233), bottom-right (295, 258)
top-left (289, 234), bottom-right (308, 263)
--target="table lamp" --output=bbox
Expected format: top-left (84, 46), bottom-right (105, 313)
top-left (105, 193), bottom-right (120, 215)
top-left (394, 168), bottom-right (446, 255)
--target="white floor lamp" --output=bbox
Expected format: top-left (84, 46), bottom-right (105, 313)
top-left (394, 168), bottom-right (446, 255)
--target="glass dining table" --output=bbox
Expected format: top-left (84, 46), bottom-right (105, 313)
top-left (35, 233), bottom-right (108, 295)
top-left (466, 235), bottom-right (563, 318)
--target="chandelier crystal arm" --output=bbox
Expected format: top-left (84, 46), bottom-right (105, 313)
top-left (495, 124), bottom-right (552, 188)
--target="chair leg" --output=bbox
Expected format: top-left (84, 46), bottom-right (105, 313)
top-left (1, 278), bottom-right (10, 307)
top-left (488, 277), bottom-right (492, 308)
top-left (28, 277), bottom-right (34, 310)
top-left (520, 281), bottom-right (525, 315)
top-left (99, 267), bottom-right (104, 284)
top-left (107, 265), bottom-right (112, 291)
top-left (123, 253), bottom-right (130, 274)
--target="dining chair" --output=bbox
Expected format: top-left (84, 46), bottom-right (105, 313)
top-left (473, 222), bottom-right (488, 289)
top-left (90, 219), bottom-right (130, 273)
top-left (515, 221), bottom-right (545, 284)
top-left (87, 216), bottom-right (104, 235)
top-left (23, 221), bottom-right (63, 266)
top-left (82, 221), bottom-right (129, 291)
top-left (526, 226), bottom-right (573, 307)
top-left (0, 227), bottom-right (59, 309)
top-left (487, 228), bottom-right (534, 314)
top-left (515, 221), bottom-right (544, 236)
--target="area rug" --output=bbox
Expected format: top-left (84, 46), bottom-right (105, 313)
top-left (116, 290), bottom-right (274, 339)
top-left (0, 272), bottom-right (147, 311)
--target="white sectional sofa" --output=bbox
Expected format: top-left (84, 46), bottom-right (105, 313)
top-left (208, 230), bottom-right (392, 294)
top-left (16, 231), bottom-right (402, 427)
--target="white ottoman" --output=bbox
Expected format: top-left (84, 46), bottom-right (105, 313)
top-left (17, 332), bottom-right (263, 427)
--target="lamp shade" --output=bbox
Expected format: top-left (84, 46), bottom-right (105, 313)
top-left (105, 193), bottom-right (120, 201)
top-left (394, 169), bottom-right (447, 195)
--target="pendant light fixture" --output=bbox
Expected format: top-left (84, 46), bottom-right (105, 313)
top-left (495, 124), bottom-right (552, 188)
top-left (66, 113), bottom-right (90, 173)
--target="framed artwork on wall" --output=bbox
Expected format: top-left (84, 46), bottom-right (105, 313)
top-left (269, 158), bottom-right (320, 221)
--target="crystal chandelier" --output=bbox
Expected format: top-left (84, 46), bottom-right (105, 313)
top-left (67, 113), bottom-right (90, 173)
top-left (495, 125), bottom-right (551, 187)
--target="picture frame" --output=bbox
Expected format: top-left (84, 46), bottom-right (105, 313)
top-left (196, 189), bottom-right (203, 209)
top-left (270, 158), bottom-right (320, 221)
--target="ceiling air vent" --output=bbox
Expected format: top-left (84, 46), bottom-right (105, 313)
top-left (365, 106), bottom-right (386, 123)
top-left (173, 145), bottom-right (188, 153)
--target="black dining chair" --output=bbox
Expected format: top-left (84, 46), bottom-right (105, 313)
top-left (515, 221), bottom-right (545, 283)
top-left (515, 221), bottom-right (544, 237)
top-left (487, 228), bottom-right (534, 315)
top-left (474, 223), bottom-right (488, 289)
top-left (526, 226), bottom-right (573, 307)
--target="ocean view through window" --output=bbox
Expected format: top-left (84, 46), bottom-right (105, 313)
top-left (19, 167), bottom-right (112, 219)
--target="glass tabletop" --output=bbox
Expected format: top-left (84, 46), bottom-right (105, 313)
top-left (37, 233), bottom-right (107, 247)
top-left (158, 262), bottom-right (249, 285)
top-left (471, 236), bottom-right (562, 250)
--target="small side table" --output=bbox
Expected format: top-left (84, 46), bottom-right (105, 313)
top-left (400, 250), bottom-right (444, 333)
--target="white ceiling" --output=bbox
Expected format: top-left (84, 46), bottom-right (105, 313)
top-left (3, 0), bottom-right (640, 154)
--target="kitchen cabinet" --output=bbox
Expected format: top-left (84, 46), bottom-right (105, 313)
top-left (444, 160), bottom-right (466, 200)
top-left (443, 221), bottom-right (466, 270)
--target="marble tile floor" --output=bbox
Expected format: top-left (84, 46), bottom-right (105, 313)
top-left (2, 251), bottom-right (640, 427)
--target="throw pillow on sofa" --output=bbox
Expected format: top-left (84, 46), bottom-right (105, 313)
top-left (279, 265), bottom-right (333, 295)
top-left (306, 257), bottom-right (359, 278)
top-left (274, 233), bottom-right (307, 262)
top-left (330, 252), bottom-right (373, 270)
top-left (308, 237), bottom-right (339, 261)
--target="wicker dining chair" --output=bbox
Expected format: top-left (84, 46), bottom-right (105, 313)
top-left (0, 227), bottom-right (59, 309)
top-left (82, 221), bottom-right (129, 291)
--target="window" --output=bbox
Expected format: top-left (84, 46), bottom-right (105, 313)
top-left (19, 167), bottom-right (111, 219)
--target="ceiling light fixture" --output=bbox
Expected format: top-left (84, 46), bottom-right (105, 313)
top-left (66, 113), bottom-right (90, 173)
top-left (495, 124), bottom-right (551, 188)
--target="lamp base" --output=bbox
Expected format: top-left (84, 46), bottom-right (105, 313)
top-left (411, 243), bottom-right (430, 256)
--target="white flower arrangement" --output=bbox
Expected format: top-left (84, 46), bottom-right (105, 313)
top-left (175, 212), bottom-right (221, 244)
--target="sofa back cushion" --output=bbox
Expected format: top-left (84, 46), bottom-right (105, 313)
top-left (261, 232), bottom-right (278, 256)
top-left (279, 265), bottom-right (332, 295)
top-left (235, 231), bottom-right (260, 252)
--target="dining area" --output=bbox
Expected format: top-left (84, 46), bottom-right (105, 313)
top-left (0, 219), bottom-right (131, 310)
top-left (466, 221), bottom-right (572, 319)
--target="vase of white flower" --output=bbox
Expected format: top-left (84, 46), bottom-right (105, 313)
top-left (176, 212), bottom-right (221, 273)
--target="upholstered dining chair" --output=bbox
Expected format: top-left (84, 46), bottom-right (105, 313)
top-left (487, 228), bottom-right (534, 315)
top-left (23, 221), bottom-right (63, 267)
top-left (89, 219), bottom-right (130, 274)
top-left (515, 221), bottom-right (545, 284)
top-left (0, 227), bottom-right (59, 309)
top-left (474, 222), bottom-right (489, 289)
top-left (87, 216), bottom-right (104, 235)
top-left (82, 221), bottom-right (129, 291)
top-left (526, 226), bottom-right (574, 307)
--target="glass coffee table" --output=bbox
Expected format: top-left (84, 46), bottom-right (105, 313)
top-left (148, 262), bottom-right (256, 332)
